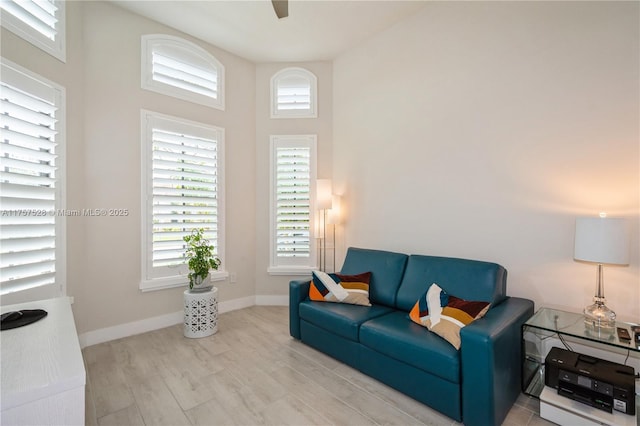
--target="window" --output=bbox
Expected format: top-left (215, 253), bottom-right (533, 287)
top-left (141, 35), bottom-right (225, 110)
top-left (0, 58), bottom-right (66, 300)
top-left (268, 135), bottom-right (317, 274)
top-left (271, 68), bottom-right (317, 119)
top-left (0, 0), bottom-right (66, 62)
top-left (141, 110), bottom-right (226, 291)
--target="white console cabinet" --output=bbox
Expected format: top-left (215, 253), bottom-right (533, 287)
top-left (1, 297), bottom-right (86, 425)
top-left (540, 386), bottom-right (638, 426)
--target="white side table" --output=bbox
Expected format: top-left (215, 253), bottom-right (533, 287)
top-left (183, 287), bottom-right (218, 338)
top-left (1, 297), bottom-right (85, 425)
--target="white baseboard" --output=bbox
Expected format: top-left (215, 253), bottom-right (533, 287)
top-left (256, 295), bottom-right (289, 305)
top-left (78, 310), bottom-right (183, 349)
top-left (218, 295), bottom-right (255, 313)
top-left (78, 295), bottom-right (288, 348)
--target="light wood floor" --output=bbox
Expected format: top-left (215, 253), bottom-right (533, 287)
top-left (83, 306), bottom-right (554, 426)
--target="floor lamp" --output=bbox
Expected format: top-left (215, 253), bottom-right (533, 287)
top-left (316, 179), bottom-right (332, 272)
top-left (327, 194), bottom-right (342, 273)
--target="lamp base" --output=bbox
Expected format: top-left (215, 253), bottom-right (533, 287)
top-left (583, 302), bottom-right (616, 333)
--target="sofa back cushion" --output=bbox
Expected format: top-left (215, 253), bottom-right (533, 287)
top-left (340, 247), bottom-right (408, 308)
top-left (395, 255), bottom-right (507, 312)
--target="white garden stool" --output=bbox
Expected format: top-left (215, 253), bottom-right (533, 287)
top-left (183, 287), bottom-right (218, 338)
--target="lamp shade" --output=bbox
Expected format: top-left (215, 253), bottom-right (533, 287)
top-left (316, 179), bottom-right (332, 210)
top-left (574, 217), bottom-right (629, 265)
top-left (327, 195), bottom-right (342, 225)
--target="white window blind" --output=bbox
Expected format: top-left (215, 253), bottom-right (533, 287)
top-left (0, 59), bottom-right (65, 298)
top-left (269, 135), bottom-right (317, 274)
top-left (141, 111), bottom-right (225, 290)
top-left (276, 146), bottom-right (311, 257)
top-left (141, 35), bottom-right (225, 110)
top-left (271, 68), bottom-right (317, 119)
top-left (152, 52), bottom-right (218, 100)
top-left (277, 76), bottom-right (311, 111)
top-left (0, 0), bottom-right (66, 62)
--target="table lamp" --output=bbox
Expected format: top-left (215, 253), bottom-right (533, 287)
top-left (574, 214), bottom-right (629, 331)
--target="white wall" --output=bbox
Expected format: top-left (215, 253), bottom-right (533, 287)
top-left (333, 2), bottom-right (640, 321)
top-left (254, 62), bottom-right (333, 297)
top-left (1, 2), bottom-right (258, 334)
top-left (3, 0), bottom-right (637, 335)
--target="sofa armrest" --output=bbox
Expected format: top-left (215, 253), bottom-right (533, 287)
top-left (460, 297), bottom-right (534, 426)
top-left (289, 279), bottom-right (311, 339)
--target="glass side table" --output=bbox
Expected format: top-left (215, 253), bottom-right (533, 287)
top-left (522, 307), bottom-right (640, 398)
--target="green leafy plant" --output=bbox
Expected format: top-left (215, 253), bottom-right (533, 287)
top-left (183, 228), bottom-right (221, 288)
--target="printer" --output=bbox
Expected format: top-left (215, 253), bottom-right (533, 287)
top-left (545, 347), bottom-right (635, 415)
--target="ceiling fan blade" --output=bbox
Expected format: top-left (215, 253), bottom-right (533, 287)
top-left (272, 0), bottom-right (288, 19)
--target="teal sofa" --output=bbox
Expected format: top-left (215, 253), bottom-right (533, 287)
top-left (289, 247), bottom-right (534, 426)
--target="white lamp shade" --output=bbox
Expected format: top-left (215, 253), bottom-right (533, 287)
top-left (327, 195), bottom-right (342, 225)
top-left (316, 179), bottom-right (332, 210)
top-left (574, 217), bottom-right (629, 265)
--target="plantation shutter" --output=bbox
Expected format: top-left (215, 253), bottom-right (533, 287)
top-left (0, 61), bottom-right (61, 295)
top-left (277, 75), bottom-right (311, 111)
top-left (275, 146), bottom-right (311, 258)
top-left (0, 0), bottom-right (65, 62)
top-left (147, 119), bottom-right (220, 281)
top-left (0, 0), bottom-right (58, 40)
top-left (151, 49), bottom-right (218, 100)
top-left (271, 68), bottom-right (316, 119)
top-left (141, 36), bottom-right (224, 110)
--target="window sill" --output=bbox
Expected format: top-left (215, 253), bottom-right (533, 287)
top-left (270, 112), bottom-right (317, 119)
top-left (140, 270), bottom-right (229, 292)
top-left (267, 266), bottom-right (316, 276)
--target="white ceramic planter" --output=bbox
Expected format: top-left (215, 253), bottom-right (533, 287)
top-left (190, 273), bottom-right (213, 292)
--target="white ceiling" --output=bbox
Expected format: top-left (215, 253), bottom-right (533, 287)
top-left (111, 0), bottom-right (428, 63)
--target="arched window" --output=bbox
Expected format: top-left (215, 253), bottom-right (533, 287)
top-left (271, 67), bottom-right (317, 118)
top-left (141, 35), bottom-right (225, 110)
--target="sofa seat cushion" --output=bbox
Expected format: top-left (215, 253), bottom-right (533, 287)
top-left (299, 300), bottom-right (394, 342)
top-left (359, 311), bottom-right (460, 383)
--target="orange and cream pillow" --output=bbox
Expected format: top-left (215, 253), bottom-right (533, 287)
top-left (409, 283), bottom-right (490, 350)
top-left (309, 271), bottom-right (372, 306)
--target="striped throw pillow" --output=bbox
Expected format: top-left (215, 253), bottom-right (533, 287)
top-left (309, 271), bottom-right (372, 306)
top-left (409, 283), bottom-right (490, 350)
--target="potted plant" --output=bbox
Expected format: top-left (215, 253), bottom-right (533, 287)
top-left (183, 228), bottom-right (221, 291)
